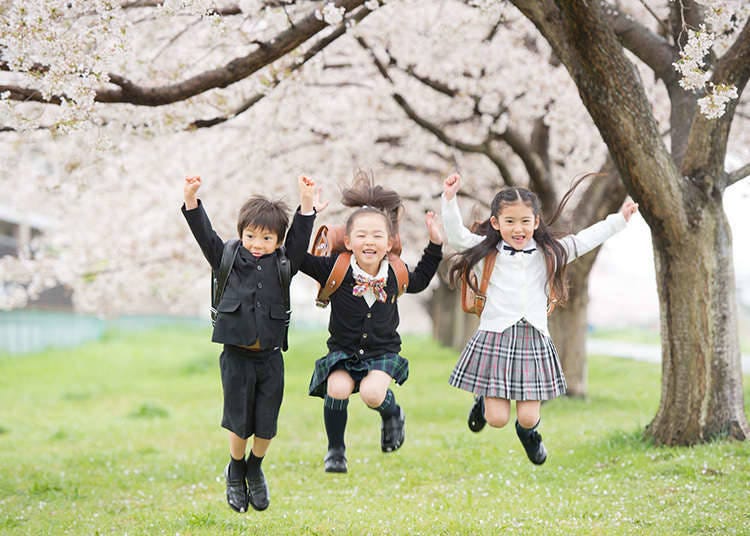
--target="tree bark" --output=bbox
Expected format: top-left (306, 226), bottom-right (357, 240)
top-left (512, 0), bottom-right (749, 444)
top-left (648, 202), bottom-right (747, 444)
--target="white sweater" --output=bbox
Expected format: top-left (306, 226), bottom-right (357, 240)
top-left (441, 194), bottom-right (627, 337)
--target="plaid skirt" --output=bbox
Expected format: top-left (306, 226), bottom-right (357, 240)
top-left (309, 350), bottom-right (409, 398)
top-left (449, 320), bottom-right (566, 401)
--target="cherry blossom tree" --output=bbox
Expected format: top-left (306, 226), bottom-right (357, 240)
top-left (2, 0), bottom-right (749, 444)
top-left (506, 0), bottom-right (750, 444)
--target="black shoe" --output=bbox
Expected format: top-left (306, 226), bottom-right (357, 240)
top-left (324, 447), bottom-right (348, 473)
top-left (224, 463), bottom-right (248, 513)
top-left (381, 407), bottom-right (405, 453)
top-left (247, 468), bottom-right (270, 511)
top-left (468, 396), bottom-right (486, 432)
top-left (515, 420), bottom-right (547, 465)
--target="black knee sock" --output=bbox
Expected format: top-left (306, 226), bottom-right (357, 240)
top-left (247, 451), bottom-right (263, 477)
top-left (374, 389), bottom-right (400, 419)
top-left (229, 455), bottom-right (247, 479)
top-left (516, 418), bottom-right (541, 436)
top-left (324, 395), bottom-right (349, 450)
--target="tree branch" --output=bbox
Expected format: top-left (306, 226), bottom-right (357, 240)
top-left (379, 160), bottom-right (444, 177)
top-left (186, 4), bottom-right (372, 129)
top-left (496, 125), bottom-right (554, 205)
top-left (3, 0), bottom-right (368, 107)
top-left (727, 163), bottom-right (750, 186)
top-left (603, 1), bottom-right (675, 81)
top-left (120, 1), bottom-right (242, 14)
top-left (356, 36), bottom-right (517, 185)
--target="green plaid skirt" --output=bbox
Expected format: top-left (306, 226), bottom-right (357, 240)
top-left (308, 350), bottom-right (409, 398)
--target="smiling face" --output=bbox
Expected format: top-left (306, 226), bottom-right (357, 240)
top-left (490, 201), bottom-right (540, 250)
top-left (241, 225), bottom-right (280, 257)
top-left (344, 211), bottom-right (392, 275)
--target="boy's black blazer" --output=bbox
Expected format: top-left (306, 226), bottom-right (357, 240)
top-left (183, 200), bottom-right (315, 350)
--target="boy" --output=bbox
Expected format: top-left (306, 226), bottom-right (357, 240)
top-left (182, 175), bottom-right (316, 512)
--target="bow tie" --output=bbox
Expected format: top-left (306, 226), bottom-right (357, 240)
top-left (353, 274), bottom-right (388, 303)
top-left (503, 245), bottom-right (536, 255)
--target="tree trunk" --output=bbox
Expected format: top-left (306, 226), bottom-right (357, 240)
top-left (647, 204), bottom-right (748, 444)
top-left (548, 258), bottom-right (595, 398)
top-left (511, 0), bottom-right (749, 444)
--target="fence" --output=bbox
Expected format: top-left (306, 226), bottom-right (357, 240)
top-left (0, 310), bottom-right (204, 355)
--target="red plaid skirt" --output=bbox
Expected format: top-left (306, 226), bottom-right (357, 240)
top-left (449, 320), bottom-right (566, 401)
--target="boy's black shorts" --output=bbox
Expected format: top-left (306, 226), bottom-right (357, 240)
top-left (219, 345), bottom-right (284, 440)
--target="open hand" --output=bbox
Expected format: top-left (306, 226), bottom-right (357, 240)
top-left (425, 211), bottom-right (443, 245)
top-left (443, 173), bottom-right (461, 200)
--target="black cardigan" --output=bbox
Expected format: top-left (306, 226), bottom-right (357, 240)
top-left (300, 242), bottom-right (442, 358)
top-left (183, 200), bottom-right (315, 350)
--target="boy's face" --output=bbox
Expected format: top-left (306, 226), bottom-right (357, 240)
top-left (242, 225), bottom-right (280, 257)
top-left (344, 212), bottom-right (392, 275)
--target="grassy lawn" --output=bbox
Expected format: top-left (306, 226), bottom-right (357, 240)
top-left (1, 327), bottom-right (749, 535)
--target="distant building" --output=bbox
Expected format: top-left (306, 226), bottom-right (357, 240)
top-left (0, 205), bottom-right (72, 310)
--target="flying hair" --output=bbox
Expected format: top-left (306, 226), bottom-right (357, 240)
top-left (447, 173), bottom-right (598, 309)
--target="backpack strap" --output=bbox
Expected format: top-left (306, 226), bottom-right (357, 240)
top-left (461, 249), bottom-right (497, 316)
top-left (310, 224), bottom-right (330, 256)
top-left (387, 252), bottom-right (409, 298)
top-left (316, 252), bottom-right (351, 308)
top-left (210, 239), bottom-right (241, 326)
top-left (276, 245), bottom-right (291, 351)
top-left (316, 252), bottom-right (410, 307)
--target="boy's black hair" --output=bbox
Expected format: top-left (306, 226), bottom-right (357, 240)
top-left (237, 196), bottom-right (290, 240)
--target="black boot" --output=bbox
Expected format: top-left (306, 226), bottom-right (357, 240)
top-left (381, 406), bottom-right (405, 452)
top-left (515, 420), bottom-right (547, 465)
top-left (324, 447), bottom-right (348, 473)
top-left (468, 396), bottom-right (486, 432)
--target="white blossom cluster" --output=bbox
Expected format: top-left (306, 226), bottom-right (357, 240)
top-left (0, 0), bottom-right (130, 128)
top-left (697, 83), bottom-right (739, 120)
top-left (315, 2), bottom-right (347, 25)
top-left (673, 25), bottom-right (714, 91)
top-left (672, 0), bottom-right (748, 119)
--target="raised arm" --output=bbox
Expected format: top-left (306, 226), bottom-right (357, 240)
top-left (441, 174), bottom-right (484, 251)
top-left (559, 199), bottom-right (638, 262)
top-left (284, 175), bottom-right (318, 274)
top-left (181, 176), bottom-right (224, 270)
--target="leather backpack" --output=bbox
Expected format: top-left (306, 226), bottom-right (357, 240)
top-left (309, 224), bottom-right (408, 307)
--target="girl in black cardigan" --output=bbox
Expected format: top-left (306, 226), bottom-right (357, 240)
top-left (300, 179), bottom-right (443, 473)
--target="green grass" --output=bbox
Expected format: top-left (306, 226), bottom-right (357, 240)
top-left (590, 325), bottom-right (750, 354)
top-left (1, 327), bottom-right (749, 535)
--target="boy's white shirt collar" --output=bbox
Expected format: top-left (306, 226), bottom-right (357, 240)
top-left (350, 255), bottom-right (389, 307)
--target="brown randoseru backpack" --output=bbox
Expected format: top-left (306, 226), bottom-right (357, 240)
top-left (461, 248), bottom-right (497, 316)
top-left (310, 224), bottom-right (408, 307)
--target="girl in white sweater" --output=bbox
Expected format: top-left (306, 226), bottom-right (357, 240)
top-left (441, 173), bottom-right (638, 464)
